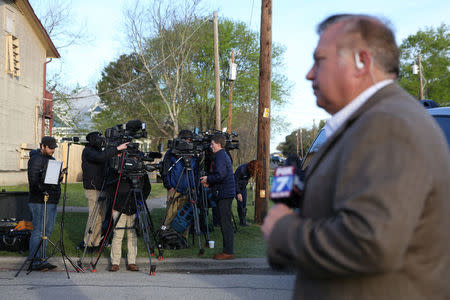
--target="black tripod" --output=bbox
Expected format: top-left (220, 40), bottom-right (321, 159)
top-left (165, 155), bottom-right (208, 255)
top-left (15, 193), bottom-right (82, 278)
top-left (89, 174), bottom-right (160, 275)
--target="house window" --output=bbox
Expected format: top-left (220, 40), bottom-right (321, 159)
top-left (6, 34), bottom-right (20, 77)
top-left (5, 7), bottom-right (15, 34)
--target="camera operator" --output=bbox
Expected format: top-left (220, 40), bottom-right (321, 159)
top-left (80, 131), bottom-right (128, 251)
top-left (160, 129), bottom-right (199, 236)
top-left (27, 136), bottom-right (65, 271)
top-left (107, 153), bottom-right (151, 272)
top-left (200, 134), bottom-right (235, 260)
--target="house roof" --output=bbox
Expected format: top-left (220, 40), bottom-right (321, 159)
top-left (15, 0), bottom-right (60, 58)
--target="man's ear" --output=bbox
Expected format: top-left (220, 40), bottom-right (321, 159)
top-left (354, 52), bottom-right (364, 69)
top-left (354, 50), bottom-right (372, 75)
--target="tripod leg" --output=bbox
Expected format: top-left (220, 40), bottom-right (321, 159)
top-left (15, 237), bottom-right (44, 277)
top-left (91, 210), bottom-right (122, 271)
top-left (185, 168), bottom-right (204, 255)
top-left (79, 197), bottom-right (102, 266)
top-left (135, 189), bottom-right (156, 275)
top-left (143, 199), bottom-right (164, 260)
top-left (200, 186), bottom-right (211, 245)
top-left (46, 238), bottom-right (84, 277)
top-left (232, 213), bottom-right (238, 233)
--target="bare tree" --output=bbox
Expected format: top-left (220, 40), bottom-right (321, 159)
top-left (30, 0), bottom-right (90, 129)
top-left (31, 0), bottom-right (87, 49)
top-left (124, 0), bottom-right (206, 137)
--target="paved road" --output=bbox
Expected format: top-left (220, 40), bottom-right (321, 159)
top-left (0, 257), bottom-right (296, 299)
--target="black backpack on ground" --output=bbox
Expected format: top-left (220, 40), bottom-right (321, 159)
top-left (157, 226), bottom-right (189, 250)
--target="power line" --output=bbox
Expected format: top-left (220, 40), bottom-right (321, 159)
top-left (249, 0), bottom-right (255, 29)
top-left (53, 17), bottom-right (212, 102)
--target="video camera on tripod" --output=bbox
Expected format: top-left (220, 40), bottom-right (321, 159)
top-left (166, 129), bottom-right (240, 156)
top-left (105, 120), bottom-right (162, 176)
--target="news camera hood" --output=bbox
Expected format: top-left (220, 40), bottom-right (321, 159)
top-left (125, 120), bottom-right (145, 132)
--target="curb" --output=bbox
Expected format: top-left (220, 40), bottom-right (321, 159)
top-left (0, 256), bottom-right (285, 275)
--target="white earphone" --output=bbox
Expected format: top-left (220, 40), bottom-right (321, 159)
top-left (354, 52), bottom-right (364, 69)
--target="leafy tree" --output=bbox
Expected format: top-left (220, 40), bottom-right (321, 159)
top-left (398, 24), bottom-right (449, 105)
top-left (96, 2), bottom-right (291, 164)
top-left (94, 53), bottom-right (166, 137)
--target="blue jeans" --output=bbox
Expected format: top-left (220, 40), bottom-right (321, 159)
top-left (28, 202), bottom-right (58, 264)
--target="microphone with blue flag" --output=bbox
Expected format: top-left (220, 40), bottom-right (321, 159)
top-left (270, 166), bottom-right (304, 208)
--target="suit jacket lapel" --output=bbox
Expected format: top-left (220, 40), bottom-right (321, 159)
top-left (305, 82), bottom-right (399, 180)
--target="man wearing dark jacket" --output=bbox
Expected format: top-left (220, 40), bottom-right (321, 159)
top-left (81, 131), bottom-right (128, 249)
top-left (200, 134), bottom-right (235, 260)
top-left (27, 136), bottom-right (63, 271)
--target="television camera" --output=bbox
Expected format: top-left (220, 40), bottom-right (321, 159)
top-left (105, 120), bottom-right (162, 176)
top-left (167, 130), bottom-right (239, 156)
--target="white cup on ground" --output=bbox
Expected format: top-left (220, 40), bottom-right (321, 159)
top-left (208, 240), bottom-right (215, 248)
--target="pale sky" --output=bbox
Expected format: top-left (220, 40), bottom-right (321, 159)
top-left (30, 0), bottom-right (450, 152)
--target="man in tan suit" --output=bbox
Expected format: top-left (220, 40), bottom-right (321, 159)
top-left (262, 14), bottom-right (450, 299)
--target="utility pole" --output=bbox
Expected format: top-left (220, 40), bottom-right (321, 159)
top-left (255, 0), bottom-right (272, 224)
top-left (227, 50), bottom-right (236, 133)
top-left (296, 130), bottom-right (299, 156)
top-left (213, 11), bottom-right (221, 130)
top-left (413, 51), bottom-right (424, 100)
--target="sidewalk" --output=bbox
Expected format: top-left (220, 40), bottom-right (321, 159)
top-left (0, 256), bottom-right (283, 275)
top-left (58, 196), bottom-right (167, 213)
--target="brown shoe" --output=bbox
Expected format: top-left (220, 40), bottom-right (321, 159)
top-left (127, 264), bottom-right (139, 271)
top-left (109, 264), bottom-right (119, 272)
top-left (213, 253), bottom-right (235, 260)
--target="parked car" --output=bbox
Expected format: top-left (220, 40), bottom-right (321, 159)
top-left (426, 106), bottom-right (450, 148)
top-left (301, 103), bottom-right (450, 172)
top-left (301, 129), bottom-right (326, 172)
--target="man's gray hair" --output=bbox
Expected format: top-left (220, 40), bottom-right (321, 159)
top-left (317, 14), bottom-right (399, 77)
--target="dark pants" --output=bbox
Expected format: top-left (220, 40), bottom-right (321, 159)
top-left (217, 197), bottom-right (234, 254)
top-left (236, 188), bottom-right (247, 209)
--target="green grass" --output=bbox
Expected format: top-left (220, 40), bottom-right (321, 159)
top-left (0, 193), bottom-right (266, 259)
top-left (1, 182), bottom-right (168, 207)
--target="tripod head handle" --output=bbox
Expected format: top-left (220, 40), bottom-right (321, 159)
top-left (43, 191), bottom-right (49, 202)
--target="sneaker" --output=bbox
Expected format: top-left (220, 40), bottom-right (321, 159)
top-left (213, 253), bottom-right (235, 260)
top-left (30, 264), bottom-right (47, 271)
top-left (126, 264), bottom-right (139, 271)
top-left (43, 262), bottom-right (58, 270)
top-left (109, 264), bottom-right (119, 272)
top-left (31, 262), bottom-right (57, 271)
